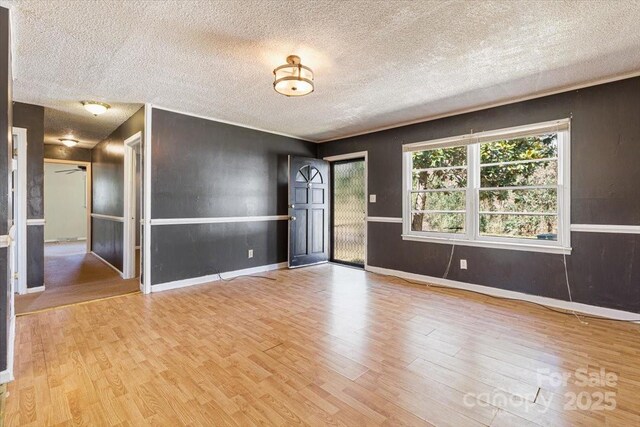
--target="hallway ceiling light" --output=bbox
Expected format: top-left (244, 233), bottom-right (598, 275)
top-left (273, 55), bottom-right (314, 97)
top-left (82, 101), bottom-right (111, 116)
top-left (59, 138), bottom-right (79, 147)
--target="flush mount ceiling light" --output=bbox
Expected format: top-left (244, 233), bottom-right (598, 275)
top-left (82, 101), bottom-right (111, 116)
top-left (273, 55), bottom-right (314, 97)
top-left (59, 138), bottom-right (79, 147)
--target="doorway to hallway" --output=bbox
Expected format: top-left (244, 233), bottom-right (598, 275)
top-left (44, 160), bottom-right (90, 251)
top-left (14, 159), bottom-right (139, 314)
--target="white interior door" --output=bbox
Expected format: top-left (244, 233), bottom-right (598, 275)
top-left (12, 128), bottom-right (27, 295)
top-left (4, 149), bottom-right (16, 384)
top-left (9, 165), bottom-right (17, 293)
top-left (5, 127), bottom-right (27, 382)
top-left (123, 132), bottom-right (142, 282)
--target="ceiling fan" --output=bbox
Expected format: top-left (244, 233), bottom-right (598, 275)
top-left (54, 165), bottom-right (86, 175)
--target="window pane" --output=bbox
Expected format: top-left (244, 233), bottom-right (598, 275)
top-left (413, 169), bottom-right (467, 190)
top-left (411, 212), bottom-right (465, 233)
top-left (481, 133), bottom-right (557, 164)
top-left (480, 160), bottom-right (557, 187)
top-left (411, 191), bottom-right (465, 211)
top-left (295, 165), bottom-right (308, 182)
top-left (412, 146), bottom-right (466, 169)
top-left (479, 188), bottom-right (557, 213)
top-left (309, 166), bottom-right (323, 183)
top-left (479, 214), bottom-right (558, 240)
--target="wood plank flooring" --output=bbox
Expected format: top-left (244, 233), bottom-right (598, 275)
top-left (43, 242), bottom-right (122, 289)
top-left (15, 245), bottom-right (140, 314)
top-left (4, 264), bottom-right (640, 426)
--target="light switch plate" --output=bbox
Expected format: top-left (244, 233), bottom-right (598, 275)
top-left (248, 249), bottom-right (254, 258)
top-left (460, 259), bottom-right (467, 269)
top-left (369, 194), bottom-right (376, 203)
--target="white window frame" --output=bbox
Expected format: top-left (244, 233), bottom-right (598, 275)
top-left (402, 119), bottom-right (571, 255)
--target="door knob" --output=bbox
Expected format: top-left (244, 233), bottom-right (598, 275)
top-left (289, 204), bottom-right (295, 208)
top-left (290, 216), bottom-right (296, 221)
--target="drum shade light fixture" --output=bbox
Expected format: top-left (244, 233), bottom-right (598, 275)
top-left (273, 55), bottom-right (314, 97)
top-left (82, 101), bottom-right (111, 116)
top-left (59, 138), bottom-right (79, 147)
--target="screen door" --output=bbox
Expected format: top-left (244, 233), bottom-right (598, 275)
top-left (331, 158), bottom-right (365, 267)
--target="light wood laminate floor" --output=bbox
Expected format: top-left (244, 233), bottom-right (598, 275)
top-left (4, 264), bottom-right (640, 426)
top-left (15, 246), bottom-right (140, 314)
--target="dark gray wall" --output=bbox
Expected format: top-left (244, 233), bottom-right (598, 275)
top-left (14, 102), bottom-right (44, 219)
top-left (44, 144), bottom-right (91, 162)
top-left (318, 77), bottom-right (640, 314)
top-left (151, 222), bottom-right (288, 284)
top-left (0, 250), bottom-right (6, 373)
top-left (92, 218), bottom-right (123, 270)
top-left (26, 225), bottom-right (44, 287)
top-left (13, 102), bottom-right (45, 289)
top-left (0, 6), bottom-right (10, 373)
top-left (91, 106), bottom-right (144, 271)
top-left (150, 108), bottom-right (315, 285)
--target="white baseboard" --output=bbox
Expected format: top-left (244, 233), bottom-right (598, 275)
top-left (45, 237), bottom-right (87, 243)
top-left (25, 285), bottom-right (45, 294)
top-left (151, 262), bottom-right (287, 293)
top-left (0, 368), bottom-right (12, 384)
top-left (365, 265), bottom-right (640, 322)
top-left (90, 251), bottom-right (124, 277)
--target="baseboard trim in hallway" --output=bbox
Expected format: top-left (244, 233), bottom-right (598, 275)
top-left (90, 251), bottom-right (124, 277)
top-left (151, 262), bottom-right (288, 292)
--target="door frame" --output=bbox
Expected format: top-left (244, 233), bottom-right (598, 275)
top-left (13, 128), bottom-right (27, 295)
top-left (44, 158), bottom-right (93, 254)
top-left (323, 151), bottom-right (368, 267)
top-left (3, 127), bottom-right (27, 383)
top-left (123, 131), bottom-right (141, 281)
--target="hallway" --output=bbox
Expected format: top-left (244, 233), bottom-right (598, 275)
top-left (15, 242), bottom-right (139, 314)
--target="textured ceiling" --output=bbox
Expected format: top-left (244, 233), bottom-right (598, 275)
top-left (4, 0), bottom-right (640, 143)
top-left (43, 102), bottom-right (142, 148)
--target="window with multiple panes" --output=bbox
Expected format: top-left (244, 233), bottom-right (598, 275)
top-left (409, 145), bottom-right (468, 235)
top-left (402, 120), bottom-right (570, 254)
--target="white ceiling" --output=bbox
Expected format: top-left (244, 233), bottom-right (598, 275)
top-left (43, 102), bottom-right (142, 149)
top-left (4, 0), bottom-right (640, 143)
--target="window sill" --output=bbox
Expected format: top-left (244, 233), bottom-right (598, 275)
top-left (401, 234), bottom-right (572, 255)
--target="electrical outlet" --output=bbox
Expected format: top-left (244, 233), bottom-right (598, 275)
top-left (369, 194), bottom-right (377, 203)
top-left (460, 259), bottom-right (467, 270)
top-left (248, 249), bottom-right (253, 259)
